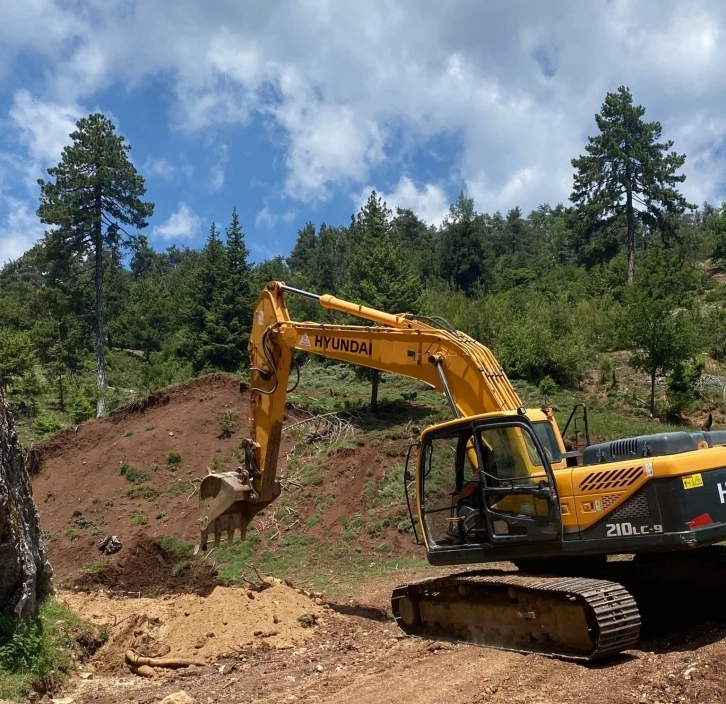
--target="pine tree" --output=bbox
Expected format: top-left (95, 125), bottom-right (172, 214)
top-left (223, 207), bottom-right (253, 361)
top-left (345, 192), bottom-right (421, 409)
top-left (571, 87), bottom-right (693, 284)
top-left (37, 113), bottom-right (153, 416)
top-left (439, 192), bottom-right (488, 294)
top-left (287, 222), bottom-right (317, 276)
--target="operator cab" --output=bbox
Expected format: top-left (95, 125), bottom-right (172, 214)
top-left (411, 415), bottom-right (562, 559)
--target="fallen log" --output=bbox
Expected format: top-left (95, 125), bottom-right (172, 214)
top-left (125, 649), bottom-right (206, 669)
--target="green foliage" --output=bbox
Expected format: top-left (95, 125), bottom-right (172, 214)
top-left (119, 463), bottom-right (150, 485)
top-left (0, 599), bottom-right (91, 701)
top-left (166, 451), bottom-right (182, 467)
top-left (666, 358), bottom-right (704, 419)
top-left (167, 480), bottom-right (189, 497)
top-left (571, 86), bottom-right (693, 281)
top-left (156, 537), bottom-right (195, 557)
top-left (216, 411), bottom-right (238, 438)
top-left (126, 485), bottom-right (161, 501)
top-left (37, 113), bottom-right (154, 416)
top-left (130, 511), bottom-right (148, 526)
top-left (33, 415), bottom-right (63, 439)
top-left (623, 290), bottom-right (695, 415)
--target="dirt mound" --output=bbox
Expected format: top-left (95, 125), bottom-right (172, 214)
top-left (72, 534), bottom-right (217, 596)
top-left (60, 581), bottom-right (325, 673)
top-left (32, 374), bottom-right (294, 584)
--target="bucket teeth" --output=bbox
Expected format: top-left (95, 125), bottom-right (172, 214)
top-left (214, 530), bottom-right (221, 548)
top-left (227, 528), bottom-right (235, 544)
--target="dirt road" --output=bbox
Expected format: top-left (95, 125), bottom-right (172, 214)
top-left (63, 569), bottom-right (726, 704)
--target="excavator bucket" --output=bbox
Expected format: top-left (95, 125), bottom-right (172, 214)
top-left (197, 468), bottom-right (280, 552)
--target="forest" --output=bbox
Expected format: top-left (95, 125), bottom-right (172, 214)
top-left (3, 86), bottom-right (726, 439)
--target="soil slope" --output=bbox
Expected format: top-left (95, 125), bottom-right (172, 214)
top-left (32, 374), bottom-right (294, 585)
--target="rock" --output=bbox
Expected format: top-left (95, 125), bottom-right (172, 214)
top-left (132, 665), bottom-right (155, 678)
top-left (159, 693), bottom-right (195, 704)
top-left (80, 672), bottom-right (93, 680)
top-left (316, 665), bottom-right (324, 673)
top-left (51, 699), bottom-right (74, 704)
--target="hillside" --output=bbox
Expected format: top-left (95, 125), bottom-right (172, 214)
top-left (22, 369), bottom-right (726, 704)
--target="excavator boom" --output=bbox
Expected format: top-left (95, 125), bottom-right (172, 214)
top-left (199, 281), bottom-right (562, 550)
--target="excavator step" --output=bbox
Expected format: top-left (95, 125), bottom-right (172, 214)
top-left (391, 571), bottom-right (640, 660)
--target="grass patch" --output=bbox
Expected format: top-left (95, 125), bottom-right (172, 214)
top-left (120, 463), bottom-right (150, 485)
top-left (124, 431), bottom-right (133, 438)
top-left (167, 451), bottom-right (182, 469)
top-left (156, 537), bottom-right (195, 558)
top-left (171, 561), bottom-right (190, 578)
top-left (145, 425), bottom-right (156, 432)
top-left (64, 528), bottom-right (78, 542)
top-left (0, 599), bottom-right (103, 701)
top-left (126, 485), bottom-right (161, 501)
top-left (167, 480), bottom-right (189, 497)
top-left (130, 511), bottom-right (148, 526)
top-left (84, 562), bottom-right (106, 574)
top-left (299, 464), bottom-right (324, 486)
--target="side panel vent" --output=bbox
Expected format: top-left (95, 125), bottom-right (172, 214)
top-left (609, 488), bottom-right (650, 520)
top-left (579, 466), bottom-right (643, 492)
top-left (610, 438), bottom-right (638, 458)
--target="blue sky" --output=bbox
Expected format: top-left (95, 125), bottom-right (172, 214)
top-left (2, 0), bottom-right (726, 265)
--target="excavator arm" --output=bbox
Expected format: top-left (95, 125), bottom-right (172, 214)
top-left (198, 281), bottom-right (562, 550)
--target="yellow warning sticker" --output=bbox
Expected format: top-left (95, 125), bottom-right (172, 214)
top-left (682, 473), bottom-right (704, 490)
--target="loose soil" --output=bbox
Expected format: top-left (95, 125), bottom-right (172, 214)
top-left (28, 373), bottom-right (726, 703)
top-left (72, 533), bottom-right (217, 596)
top-left (60, 580), bottom-right (325, 673)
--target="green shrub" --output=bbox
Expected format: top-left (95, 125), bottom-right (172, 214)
top-left (130, 511), bottom-right (148, 526)
top-left (167, 451), bottom-right (182, 468)
top-left (216, 411), bottom-right (238, 438)
top-left (126, 486), bottom-right (161, 501)
top-left (33, 415), bottom-right (63, 439)
top-left (120, 463), bottom-right (150, 485)
top-left (666, 358), bottom-right (704, 419)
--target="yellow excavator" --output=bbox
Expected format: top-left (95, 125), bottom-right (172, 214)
top-left (199, 281), bottom-right (726, 660)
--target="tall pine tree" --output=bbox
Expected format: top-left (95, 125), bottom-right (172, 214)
top-left (571, 87), bottom-right (693, 284)
top-left (37, 114), bottom-right (153, 415)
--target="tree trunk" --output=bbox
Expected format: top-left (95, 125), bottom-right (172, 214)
top-left (370, 370), bottom-right (379, 412)
top-left (58, 370), bottom-right (64, 412)
top-left (626, 162), bottom-right (636, 286)
top-left (94, 201), bottom-right (106, 418)
top-left (0, 387), bottom-right (53, 618)
top-left (650, 369), bottom-right (656, 417)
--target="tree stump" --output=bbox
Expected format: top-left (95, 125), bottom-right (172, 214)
top-left (0, 387), bottom-right (52, 618)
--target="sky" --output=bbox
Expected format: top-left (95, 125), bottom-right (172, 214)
top-left (2, 0), bottom-right (726, 266)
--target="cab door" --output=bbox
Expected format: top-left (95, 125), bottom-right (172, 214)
top-left (475, 417), bottom-right (561, 545)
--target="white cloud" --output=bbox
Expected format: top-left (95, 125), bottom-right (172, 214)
top-left (144, 157), bottom-right (177, 181)
top-left (152, 202), bottom-right (201, 241)
top-left (0, 196), bottom-right (45, 265)
top-left (255, 206), bottom-right (296, 230)
top-left (9, 90), bottom-right (82, 165)
top-left (5, 0), bottom-right (726, 216)
top-left (355, 177), bottom-right (450, 226)
top-left (209, 144), bottom-right (228, 193)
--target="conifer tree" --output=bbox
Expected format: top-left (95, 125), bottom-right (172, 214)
top-left (223, 207), bottom-right (253, 359)
top-left (439, 192), bottom-right (488, 294)
top-left (37, 113), bottom-right (153, 415)
top-left (287, 222), bottom-right (317, 276)
top-left (571, 87), bottom-right (693, 284)
top-left (345, 192), bottom-right (421, 408)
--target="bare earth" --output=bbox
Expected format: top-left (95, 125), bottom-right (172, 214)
top-left (29, 374), bottom-right (726, 704)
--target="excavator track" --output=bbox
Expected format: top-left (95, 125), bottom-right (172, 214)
top-left (391, 571), bottom-right (640, 660)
